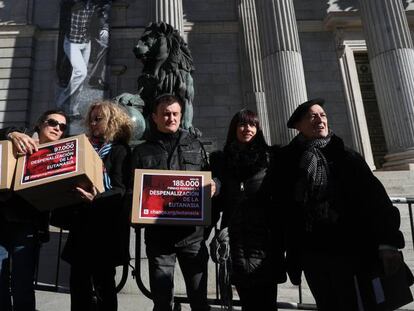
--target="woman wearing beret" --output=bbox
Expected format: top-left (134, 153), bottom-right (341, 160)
top-left (210, 109), bottom-right (286, 311)
top-left (61, 100), bottom-right (132, 311)
top-left (0, 110), bottom-right (67, 311)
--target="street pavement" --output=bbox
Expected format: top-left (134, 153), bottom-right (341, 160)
top-left (33, 287), bottom-right (414, 311)
top-left (33, 216), bottom-right (414, 311)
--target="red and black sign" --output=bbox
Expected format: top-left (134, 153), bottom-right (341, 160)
top-left (21, 139), bottom-right (78, 184)
top-left (140, 173), bottom-right (204, 220)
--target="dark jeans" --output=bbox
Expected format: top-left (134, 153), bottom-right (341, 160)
top-left (0, 224), bottom-right (38, 311)
top-left (69, 263), bottom-right (117, 311)
top-left (303, 251), bottom-right (360, 311)
top-left (235, 283), bottom-right (277, 311)
top-left (146, 241), bottom-right (210, 311)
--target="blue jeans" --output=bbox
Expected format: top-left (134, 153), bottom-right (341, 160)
top-left (146, 241), bottom-right (210, 311)
top-left (56, 37), bottom-right (91, 116)
top-left (0, 224), bottom-right (39, 311)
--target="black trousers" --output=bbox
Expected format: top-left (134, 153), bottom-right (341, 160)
top-left (235, 283), bottom-right (278, 311)
top-left (146, 241), bottom-right (210, 311)
top-left (0, 223), bottom-right (39, 311)
top-left (69, 263), bottom-right (117, 311)
top-left (303, 251), bottom-right (360, 311)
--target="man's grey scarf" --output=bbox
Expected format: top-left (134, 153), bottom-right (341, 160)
top-left (295, 132), bottom-right (333, 232)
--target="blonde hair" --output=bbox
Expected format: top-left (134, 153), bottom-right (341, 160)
top-left (86, 100), bottom-right (133, 144)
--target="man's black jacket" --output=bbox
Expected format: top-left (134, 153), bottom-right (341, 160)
top-left (132, 128), bottom-right (209, 247)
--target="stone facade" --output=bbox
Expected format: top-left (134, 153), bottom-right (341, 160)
top-left (0, 0), bottom-right (414, 167)
top-left (3, 1), bottom-right (414, 305)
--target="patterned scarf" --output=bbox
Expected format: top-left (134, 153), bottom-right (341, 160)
top-left (91, 139), bottom-right (113, 191)
top-left (294, 132), bottom-right (333, 232)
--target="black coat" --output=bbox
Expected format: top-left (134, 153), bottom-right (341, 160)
top-left (263, 134), bottom-right (404, 283)
top-left (0, 127), bottom-right (50, 243)
top-left (62, 142), bottom-right (131, 267)
top-left (131, 129), bottom-right (209, 247)
top-left (210, 143), bottom-right (286, 285)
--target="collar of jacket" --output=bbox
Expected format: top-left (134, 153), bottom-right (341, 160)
top-left (147, 128), bottom-right (194, 147)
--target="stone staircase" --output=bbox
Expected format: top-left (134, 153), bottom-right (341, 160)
top-left (374, 171), bottom-right (414, 197)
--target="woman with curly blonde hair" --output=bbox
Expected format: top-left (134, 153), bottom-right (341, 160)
top-left (62, 100), bottom-right (132, 311)
top-left (85, 100), bottom-right (133, 144)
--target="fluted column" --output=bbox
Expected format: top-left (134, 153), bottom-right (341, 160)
top-left (151, 0), bottom-right (184, 35)
top-left (238, 0), bottom-right (271, 143)
top-left (255, 0), bottom-right (307, 145)
top-left (360, 0), bottom-right (414, 170)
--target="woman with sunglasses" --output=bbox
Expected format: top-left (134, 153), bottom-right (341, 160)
top-left (61, 100), bottom-right (132, 311)
top-left (0, 110), bottom-right (67, 311)
top-left (210, 110), bottom-right (285, 311)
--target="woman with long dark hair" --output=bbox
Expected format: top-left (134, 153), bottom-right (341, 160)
top-left (0, 110), bottom-right (68, 311)
top-left (210, 109), bottom-right (285, 311)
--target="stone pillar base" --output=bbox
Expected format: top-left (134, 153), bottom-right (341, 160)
top-left (380, 150), bottom-right (414, 171)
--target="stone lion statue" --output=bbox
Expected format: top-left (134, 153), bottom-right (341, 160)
top-left (117, 22), bottom-right (195, 133)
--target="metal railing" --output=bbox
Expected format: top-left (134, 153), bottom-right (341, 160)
top-left (131, 198), bottom-right (414, 310)
top-left (390, 197), bottom-right (414, 250)
top-left (34, 228), bottom-right (129, 293)
top-left (132, 226), bottom-right (317, 310)
top-left (34, 197), bottom-right (414, 310)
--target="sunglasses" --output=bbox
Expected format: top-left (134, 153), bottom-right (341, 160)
top-left (44, 118), bottom-right (67, 132)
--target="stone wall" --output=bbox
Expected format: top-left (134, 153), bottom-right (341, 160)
top-left (183, 0), bottom-right (237, 21)
top-left (299, 30), bottom-right (353, 146)
top-left (188, 23), bottom-right (242, 148)
top-left (28, 30), bottom-right (59, 125)
top-left (3, 1), bottom-right (242, 149)
top-left (1, 0), bottom-right (414, 152)
top-left (0, 25), bottom-right (36, 129)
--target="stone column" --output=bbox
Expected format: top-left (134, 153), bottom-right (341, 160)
top-left (255, 0), bottom-right (307, 145)
top-left (238, 0), bottom-right (271, 142)
top-left (150, 0), bottom-right (184, 35)
top-left (360, 0), bottom-right (414, 170)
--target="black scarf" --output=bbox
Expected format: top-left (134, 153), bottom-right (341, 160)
top-left (224, 140), bottom-right (269, 181)
top-left (294, 132), bottom-right (335, 232)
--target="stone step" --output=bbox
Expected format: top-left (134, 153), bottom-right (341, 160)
top-left (374, 171), bottom-right (414, 197)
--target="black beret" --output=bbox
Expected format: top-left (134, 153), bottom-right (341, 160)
top-left (287, 98), bottom-right (325, 129)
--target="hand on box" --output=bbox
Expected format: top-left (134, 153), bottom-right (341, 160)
top-left (76, 186), bottom-right (98, 202)
top-left (210, 179), bottom-right (216, 198)
top-left (8, 131), bottom-right (38, 155)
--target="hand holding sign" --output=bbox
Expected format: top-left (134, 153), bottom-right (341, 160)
top-left (132, 169), bottom-right (212, 226)
top-left (211, 179), bottom-right (216, 197)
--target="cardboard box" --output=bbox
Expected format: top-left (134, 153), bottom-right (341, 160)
top-left (0, 140), bottom-right (17, 191)
top-left (131, 169), bottom-right (211, 226)
top-left (14, 134), bottom-right (104, 211)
